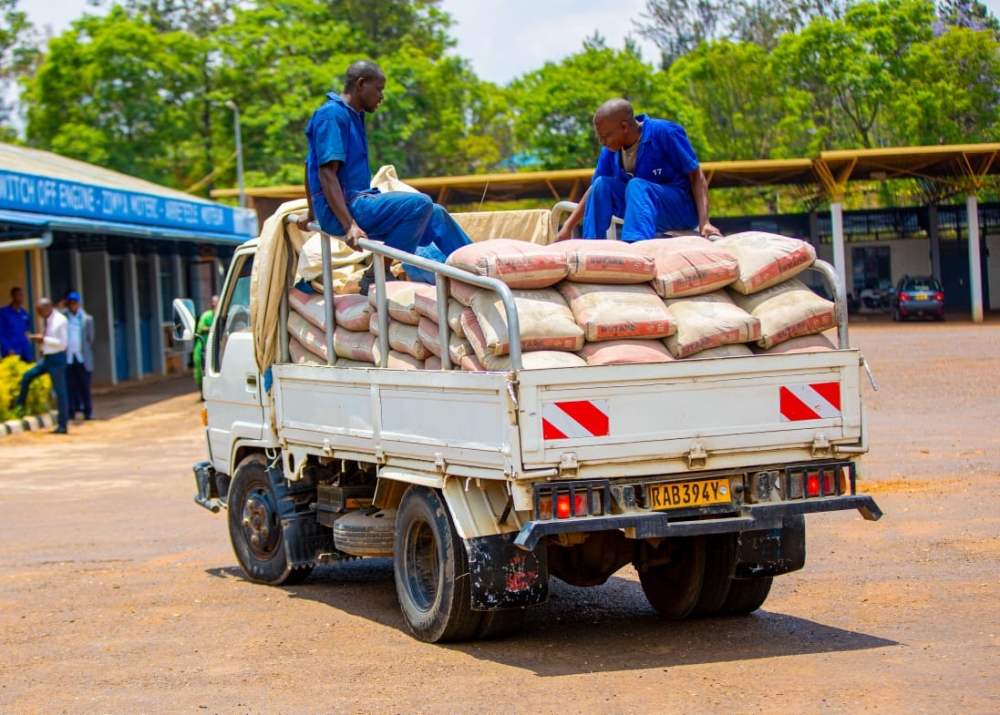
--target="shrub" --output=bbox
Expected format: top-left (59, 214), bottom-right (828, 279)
top-left (0, 356), bottom-right (52, 420)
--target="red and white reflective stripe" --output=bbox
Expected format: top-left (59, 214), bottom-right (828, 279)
top-left (780, 382), bottom-right (841, 422)
top-left (542, 400), bottom-right (610, 440)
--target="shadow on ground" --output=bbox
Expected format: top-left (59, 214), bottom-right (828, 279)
top-left (88, 373), bottom-right (199, 421)
top-left (207, 559), bottom-right (898, 676)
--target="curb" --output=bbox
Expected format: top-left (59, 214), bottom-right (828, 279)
top-left (0, 410), bottom-right (60, 438)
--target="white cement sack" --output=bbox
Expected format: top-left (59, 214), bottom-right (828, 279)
top-left (424, 355), bottom-right (442, 370)
top-left (480, 350), bottom-right (587, 371)
top-left (297, 232), bottom-right (370, 282)
top-left (385, 350), bottom-right (424, 370)
top-left (334, 358), bottom-right (372, 368)
top-left (753, 333), bottom-right (836, 354)
top-left (287, 311), bottom-right (330, 362)
top-left (465, 288), bottom-right (584, 356)
top-left (664, 291), bottom-right (761, 358)
top-left (682, 343), bottom-right (754, 359)
top-left (288, 287), bottom-right (328, 330)
top-left (367, 281), bottom-right (430, 325)
top-left (333, 327), bottom-right (376, 363)
top-left (557, 282), bottom-right (676, 342)
top-left (374, 319), bottom-right (429, 360)
top-left (730, 278), bottom-right (836, 349)
top-left (715, 232), bottom-right (816, 295)
top-left (417, 317), bottom-right (473, 363)
top-left (335, 294), bottom-right (371, 331)
top-left (288, 336), bottom-right (324, 365)
top-left (447, 238), bottom-right (568, 288)
top-left (578, 340), bottom-right (675, 366)
top-left (556, 239), bottom-right (656, 284)
top-left (634, 236), bottom-right (740, 298)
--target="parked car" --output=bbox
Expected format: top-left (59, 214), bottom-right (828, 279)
top-left (893, 276), bottom-right (945, 321)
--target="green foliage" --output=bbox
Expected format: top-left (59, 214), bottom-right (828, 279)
top-left (0, 356), bottom-right (51, 421)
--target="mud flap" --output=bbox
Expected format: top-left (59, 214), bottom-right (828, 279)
top-left (266, 465), bottom-right (333, 569)
top-left (465, 533), bottom-right (549, 611)
top-left (733, 515), bottom-right (806, 578)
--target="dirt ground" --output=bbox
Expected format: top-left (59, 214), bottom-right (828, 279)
top-left (1, 317), bottom-right (998, 715)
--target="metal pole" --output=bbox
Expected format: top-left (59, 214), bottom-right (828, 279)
top-left (830, 201), bottom-right (847, 297)
top-left (225, 101), bottom-right (246, 209)
top-left (967, 193), bottom-right (984, 323)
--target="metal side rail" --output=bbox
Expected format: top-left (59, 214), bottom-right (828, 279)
top-left (285, 215), bottom-right (524, 370)
top-left (513, 494), bottom-right (883, 550)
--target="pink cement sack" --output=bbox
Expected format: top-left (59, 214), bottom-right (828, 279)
top-left (287, 312), bottom-right (330, 362)
top-left (414, 291), bottom-right (467, 338)
top-left (578, 340), bottom-right (675, 366)
top-left (467, 289), bottom-right (584, 356)
top-left (367, 281), bottom-right (431, 325)
top-left (730, 278), bottom-right (836, 349)
top-left (753, 333), bottom-right (835, 354)
top-left (288, 287), bottom-right (328, 330)
top-left (556, 239), bottom-right (656, 284)
top-left (288, 336), bottom-right (324, 365)
top-left (334, 294), bottom-right (371, 331)
top-left (633, 236), bottom-right (740, 298)
top-left (663, 291), bottom-right (761, 358)
top-left (417, 317), bottom-right (474, 363)
top-left (557, 282), bottom-right (676, 342)
top-left (682, 343), bottom-right (753, 359)
top-left (715, 232), bottom-right (816, 295)
top-left (333, 327), bottom-right (376, 363)
top-left (446, 238), bottom-right (568, 288)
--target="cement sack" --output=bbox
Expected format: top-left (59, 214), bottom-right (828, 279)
top-left (335, 358), bottom-right (372, 368)
top-left (465, 289), bottom-right (584, 357)
top-left (333, 327), bottom-right (376, 363)
top-left (460, 354), bottom-right (486, 372)
top-left (296, 232), bottom-right (371, 291)
top-left (480, 350), bottom-right (587, 371)
top-left (664, 291), bottom-right (761, 358)
top-left (424, 355), bottom-right (442, 370)
top-left (715, 232), bottom-right (816, 295)
top-left (683, 343), bottom-right (753, 359)
top-left (288, 287), bottom-right (328, 330)
top-left (446, 238), bottom-right (568, 289)
top-left (367, 281), bottom-right (431, 326)
top-left (556, 239), bottom-right (656, 284)
top-left (450, 280), bottom-right (480, 307)
top-left (753, 332), bottom-right (835, 354)
top-left (385, 350), bottom-right (424, 370)
top-left (288, 336), bottom-right (324, 365)
top-left (335, 294), bottom-right (371, 332)
top-left (417, 317), bottom-right (474, 363)
top-left (730, 278), bottom-right (835, 349)
top-left (578, 340), bottom-right (675, 366)
top-left (414, 292), bottom-right (467, 338)
top-left (287, 312), bottom-right (330, 362)
top-left (634, 236), bottom-right (740, 298)
top-left (557, 282), bottom-right (676, 342)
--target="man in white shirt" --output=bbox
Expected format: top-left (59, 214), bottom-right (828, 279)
top-left (14, 297), bottom-right (70, 434)
top-left (64, 292), bottom-right (95, 420)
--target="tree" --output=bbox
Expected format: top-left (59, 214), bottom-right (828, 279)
top-left (0, 0), bottom-right (37, 140)
top-left (509, 42), bottom-right (690, 171)
top-left (937, 0), bottom-right (1000, 36)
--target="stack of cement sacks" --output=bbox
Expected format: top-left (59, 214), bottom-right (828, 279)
top-left (285, 231), bottom-right (837, 370)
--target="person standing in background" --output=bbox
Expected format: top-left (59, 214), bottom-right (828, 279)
top-left (14, 297), bottom-right (69, 434)
top-left (193, 295), bottom-right (218, 396)
top-left (0, 286), bottom-right (32, 361)
top-left (64, 291), bottom-right (95, 420)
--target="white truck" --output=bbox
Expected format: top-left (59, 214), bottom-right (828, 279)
top-left (173, 210), bottom-right (882, 642)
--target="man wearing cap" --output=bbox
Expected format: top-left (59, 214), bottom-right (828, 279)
top-left (64, 291), bottom-right (95, 420)
top-left (0, 286), bottom-right (32, 361)
top-left (13, 297), bottom-right (69, 433)
top-left (298, 59), bottom-right (472, 293)
top-left (555, 98), bottom-right (721, 242)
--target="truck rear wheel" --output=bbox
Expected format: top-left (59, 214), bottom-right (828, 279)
top-left (393, 486), bottom-right (482, 643)
top-left (228, 454), bottom-right (312, 586)
top-left (636, 536), bottom-right (705, 619)
top-left (691, 533), bottom-right (737, 618)
top-left (721, 576), bottom-right (773, 615)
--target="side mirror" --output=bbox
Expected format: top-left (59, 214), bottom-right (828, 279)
top-left (172, 298), bottom-right (196, 343)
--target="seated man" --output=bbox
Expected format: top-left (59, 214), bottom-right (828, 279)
top-left (298, 59), bottom-right (470, 291)
top-left (556, 98), bottom-right (721, 242)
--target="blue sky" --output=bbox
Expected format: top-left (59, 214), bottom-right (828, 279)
top-left (23, 0), bottom-right (1000, 85)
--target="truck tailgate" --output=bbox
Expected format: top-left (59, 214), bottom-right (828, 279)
top-left (516, 349), bottom-right (864, 476)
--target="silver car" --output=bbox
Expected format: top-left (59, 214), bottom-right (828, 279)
top-left (893, 276), bottom-right (945, 321)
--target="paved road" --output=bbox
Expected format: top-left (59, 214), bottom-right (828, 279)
top-left (1, 320), bottom-right (998, 715)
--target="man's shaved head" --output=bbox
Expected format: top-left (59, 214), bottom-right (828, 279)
top-left (343, 60), bottom-right (385, 92)
top-left (594, 98), bottom-right (634, 125)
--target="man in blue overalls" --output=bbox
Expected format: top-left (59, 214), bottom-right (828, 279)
top-left (298, 60), bottom-right (470, 292)
top-left (556, 98), bottom-right (721, 242)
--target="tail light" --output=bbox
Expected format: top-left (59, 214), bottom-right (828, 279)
top-left (785, 463), bottom-right (854, 500)
top-left (898, 292), bottom-right (911, 302)
top-left (533, 481), bottom-right (608, 520)
top-left (933, 292), bottom-right (944, 301)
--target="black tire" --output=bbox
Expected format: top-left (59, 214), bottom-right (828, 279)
top-left (228, 454), bottom-right (313, 586)
top-left (893, 308), bottom-right (902, 322)
top-left (721, 576), bottom-right (773, 615)
top-left (636, 536), bottom-right (706, 620)
top-left (475, 608), bottom-right (526, 640)
top-left (393, 486), bottom-right (482, 642)
top-left (690, 533), bottom-right (737, 618)
top-left (333, 508), bottom-right (396, 557)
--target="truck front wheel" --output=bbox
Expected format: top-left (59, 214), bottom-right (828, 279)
top-left (394, 485), bottom-right (482, 643)
top-left (227, 454), bottom-right (312, 586)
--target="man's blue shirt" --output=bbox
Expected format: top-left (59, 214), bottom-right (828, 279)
top-left (305, 93), bottom-right (377, 233)
top-left (592, 115), bottom-right (700, 191)
top-left (0, 304), bottom-right (31, 360)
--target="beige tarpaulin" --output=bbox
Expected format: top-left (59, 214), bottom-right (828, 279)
top-left (452, 209), bottom-right (554, 245)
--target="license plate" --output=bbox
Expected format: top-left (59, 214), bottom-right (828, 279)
top-left (647, 478), bottom-right (731, 510)
top-left (916, 294), bottom-right (927, 301)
